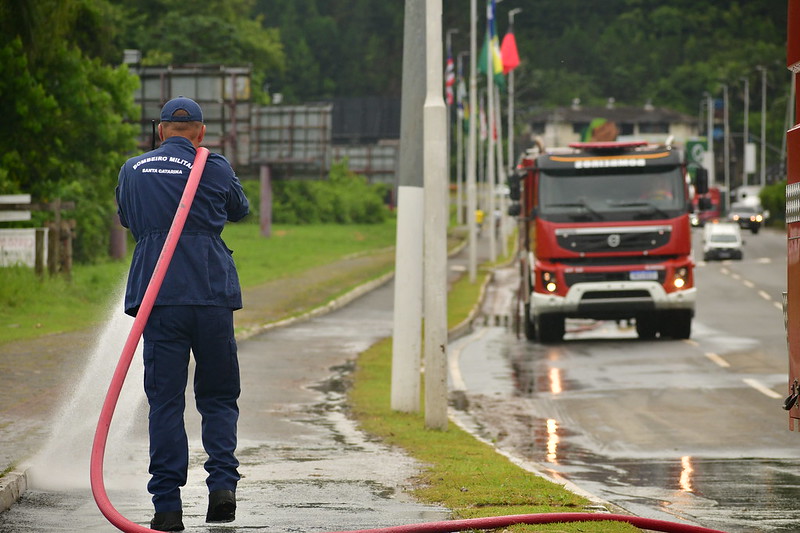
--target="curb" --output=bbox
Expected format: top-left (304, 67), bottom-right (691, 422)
top-left (238, 270), bottom-right (396, 341)
top-left (238, 239), bottom-right (471, 342)
top-left (0, 470), bottom-right (27, 514)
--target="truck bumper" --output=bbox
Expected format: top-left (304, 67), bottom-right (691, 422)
top-left (531, 281), bottom-right (696, 319)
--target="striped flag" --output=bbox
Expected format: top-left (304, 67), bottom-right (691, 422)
top-left (445, 46), bottom-right (455, 105)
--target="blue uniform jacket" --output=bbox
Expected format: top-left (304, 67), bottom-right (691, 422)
top-left (116, 136), bottom-right (250, 317)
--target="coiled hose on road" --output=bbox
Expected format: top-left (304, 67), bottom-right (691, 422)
top-left (88, 146), bottom-right (726, 533)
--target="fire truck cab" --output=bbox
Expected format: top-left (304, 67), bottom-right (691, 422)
top-left (509, 140), bottom-right (702, 343)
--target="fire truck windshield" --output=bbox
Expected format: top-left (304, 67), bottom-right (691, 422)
top-left (538, 165), bottom-right (686, 222)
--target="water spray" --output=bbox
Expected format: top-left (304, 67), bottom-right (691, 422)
top-left (87, 145), bottom-right (726, 533)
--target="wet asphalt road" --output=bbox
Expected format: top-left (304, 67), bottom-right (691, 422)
top-left (453, 227), bottom-right (800, 532)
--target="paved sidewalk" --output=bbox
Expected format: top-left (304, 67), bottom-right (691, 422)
top-left (0, 232), bottom-right (497, 531)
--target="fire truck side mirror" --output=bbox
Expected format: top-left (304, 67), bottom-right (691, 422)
top-left (695, 167), bottom-right (709, 195)
top-left (508, 175), bottom-right (522, 201)
top-left (508, 203), bottom-right (521, 217)
top-left (698, 197), bottom-right (713, 211)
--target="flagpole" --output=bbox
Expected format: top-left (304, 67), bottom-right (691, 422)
top-left (486, 0), bottom-right (497, 263)
top-left (445, 28), bottom-right (458, 224)
top-left (456, 51), bottom-right (468, 226)
top-left (507, 8), bottom-right (522, 173)
top-left (494, 86), bottom-right (508, 258)
top-left (467, 0), bottom-right (478, 283)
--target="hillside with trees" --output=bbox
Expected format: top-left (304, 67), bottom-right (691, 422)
top-left (0, 0), bottom-right (790, 262)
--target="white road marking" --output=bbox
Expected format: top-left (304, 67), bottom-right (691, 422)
top-left (742, 378), bottom-right (782, 399)
top-left (705, 352), bottom-right (731, 368)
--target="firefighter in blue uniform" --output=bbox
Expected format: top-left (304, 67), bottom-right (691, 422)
top-left (116, 96), bottom-right (249, 532)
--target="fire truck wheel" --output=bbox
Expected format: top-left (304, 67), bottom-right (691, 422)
top-left (661, 310), bottom-right (692, 339)
top-left (635, 315), bottom-right (658, 339)
top-left (537, 315), bottom-right (564, 344)
top-left (523, 303), bottom-right (536, 341)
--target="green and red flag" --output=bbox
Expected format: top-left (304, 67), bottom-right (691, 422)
top-left (478, 0), bottom-right (505, 89)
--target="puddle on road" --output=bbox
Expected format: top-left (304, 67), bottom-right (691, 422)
top-left (455, 323), bottom-right (800, 532)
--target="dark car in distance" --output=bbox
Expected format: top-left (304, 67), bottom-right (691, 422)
top-left (728, 203), bottom-right (764, 234)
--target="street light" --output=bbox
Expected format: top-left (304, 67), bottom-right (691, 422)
top-left (741, 76), bottom-right (749, 187)
top-left (703, 91), bottom-right (716, 187)
top-left (757, 65), bottom-right (767, 188)
top-left (721, 83), bottom-right (730, 213)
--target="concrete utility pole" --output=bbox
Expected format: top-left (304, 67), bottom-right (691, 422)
top-left (467, 0), bottom-right (478, 283)
top-left (423, 0), bottom-right (449, 430)
top-left (391, 0), bottom-right (425, 413)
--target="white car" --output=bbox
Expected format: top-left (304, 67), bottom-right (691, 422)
top-left (703, 222), bottom-right (743, 261)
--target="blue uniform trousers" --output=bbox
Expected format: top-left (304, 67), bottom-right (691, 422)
top-left (142, 305), bottom-right (241, 513)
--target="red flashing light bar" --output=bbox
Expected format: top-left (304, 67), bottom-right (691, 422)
top-left (568, 141), bottom-right (648, 151)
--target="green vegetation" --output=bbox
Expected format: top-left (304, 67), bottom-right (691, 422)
top-left (223, 222), bottom-right (396, 288)
top-left (0, 222), bottom-right (397, 345)
top-left (244, 161), bottom-right (392, 225)
top-left (1, 0), bottom-right (788, 264)
top-left (760, 180), bottom-right (787, 227)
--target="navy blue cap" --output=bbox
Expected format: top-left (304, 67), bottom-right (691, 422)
top-left (160, 96), bottom-right (203, 122)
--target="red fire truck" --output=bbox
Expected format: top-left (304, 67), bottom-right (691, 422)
top-left (784, 0), bottom-right (800, 428)
top-left (509, 140), bottom-right (706, 343)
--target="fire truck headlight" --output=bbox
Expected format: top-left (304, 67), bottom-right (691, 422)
top-left (542, 271), bottom-right (558, 293)
top-left (755, 214), bottom-right (763, 222)
top-left (673, 267), bottom-right (689, 289)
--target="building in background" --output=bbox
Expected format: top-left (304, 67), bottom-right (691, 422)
top-left (526, 99), bottom-right (698, 149)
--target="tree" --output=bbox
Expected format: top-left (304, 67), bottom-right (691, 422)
top-left (0, 0), bottom-right (139, 262)
top-left (112, 0), bottom-right (284, 104)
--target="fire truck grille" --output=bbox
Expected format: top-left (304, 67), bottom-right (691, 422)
top-left (555, 228), bottom-right (671, 253)
top-left (564, 271), bottom-right (666, 286)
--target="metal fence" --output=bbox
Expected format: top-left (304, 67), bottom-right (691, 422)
top-left (131, 66), bottom-right (399, 183)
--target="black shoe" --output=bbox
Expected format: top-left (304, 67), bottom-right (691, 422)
top-left (150, 510), bottom-right (184, 531)
top-left (206, 489), bottom-right (236, 523)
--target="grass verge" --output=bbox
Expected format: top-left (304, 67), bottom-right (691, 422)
top-left (0, 222), bottom-right (398, 345)
top-left (347, 266), bottom-right (640, 533)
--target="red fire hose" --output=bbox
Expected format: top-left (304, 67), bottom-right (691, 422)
top-left (88, 146), bottom-right (725, 533)
top-left (90, 147), bottom-right (209, 533)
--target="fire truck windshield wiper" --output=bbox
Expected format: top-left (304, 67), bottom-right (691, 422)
top-left (608, 200), bottom-right (669, 219)
top-left (546, 201), bottom-right (604, 220)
